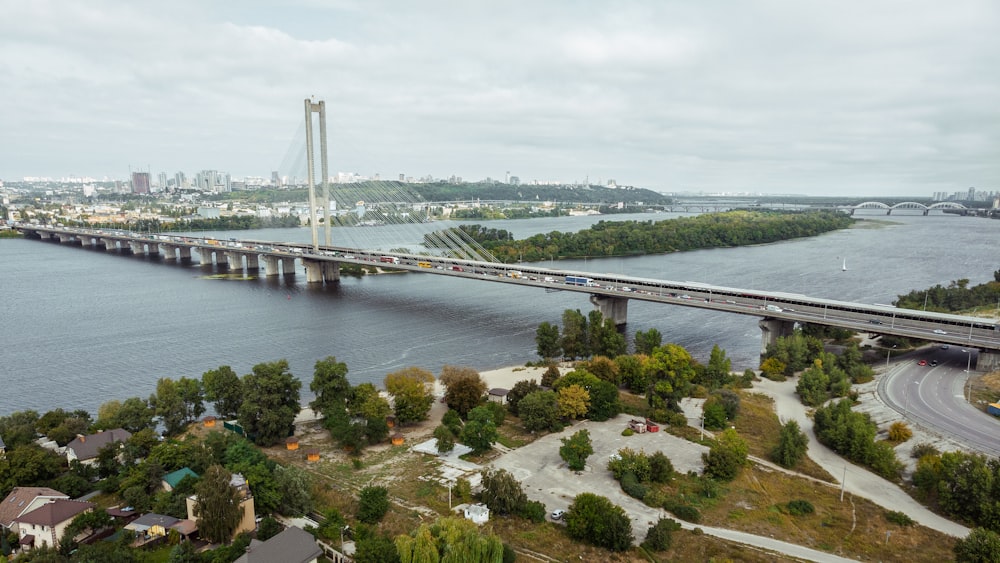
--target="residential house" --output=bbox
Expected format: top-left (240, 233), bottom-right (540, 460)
top-left (0, 488), bottom-right (69, 533)
top-left (186, 472), bottom-right (256, 539)
top-left (0, 434), bottom-right (5, 455)
top-left (14, 499), bottom-right (94, 550)
top-left (161, 468), bottom-right (199, 492)
top-left (65, 428), bottom-right (132, 465)
top-left (234, 526), bottom-right (323, 563)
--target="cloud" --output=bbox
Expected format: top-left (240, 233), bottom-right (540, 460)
top-left (0, 0), bottom-right (997, 195)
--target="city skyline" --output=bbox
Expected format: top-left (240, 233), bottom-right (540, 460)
top-left (2, 1), bottom-right (998, 196)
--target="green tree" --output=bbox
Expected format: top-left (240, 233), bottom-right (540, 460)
top-left (460, 406), bottom-right (499, 454)
top-left (384, 367), bottom-right (435, 425)
top-left (703, 345), bottom-right (733, 389)
top-left (274, 465), bottom-right (313, 516)
top-left (554, 370), bottom-right (619, 421)
top-left (238, 360), bottom-right (301, 447)
top-left (559, 429), bottom-right (593, 471)
top-left (702, 428), bottom-right (748, 482)
top-left (0, 445), bottom-right (65, 497)
top-left (589, 311), bottom-right (627, 358)
top-left (358, 485), bottom-right (390, 524)
top-left (560, 309), bottom-right (589, 360)
top-left (177, 377), bottom-right (205, 423)
top-left (256, 517), bottom-right (282, 541)
top-left (480, 468), bottom-right (527, 516)
top-left (202, 366), bottom-right (243, 419)
top-left (193, 465), bottom-right (243, 545)
top-left (440, 366), bottom-right (487, 418)
top-left (772, 420), bottom-right (808, 468)
top-left (796, 359), bottom-right (830, 406)
top-left (649, 451), bottom-right (674, 483)
top-left (518, 391), bottom-right (561, 433)
top-left (442, 409), bottom-right (463, 437)
top-left (535, 321), bottom-right (562, 359)
top-left (634, 328), bottom-right (662, 355)
top-left (616, 353), bottom-right (649, 394)
top-left (150, 378), bottom-right (189, 436)
top-left (955, 527), bottom-right (1000, 563)
top-left (111, 397), bottom-right (156, 433)
top-left (434, 425), bottom-right (456, 454)
top-left (645, 343), bottom-right (696, 416)
top-left (702, 399), bottom-right (727, 430)
top-left (564, 493), bottom-right (633, 552)
top-left (0, 410), bottom-right (40, 450)
top-left (310, 356), bottom-right (351, 417)
top-left (354, 524), bottom-right (401, 563)
top-left (505, 379), bottom-right (539, 416)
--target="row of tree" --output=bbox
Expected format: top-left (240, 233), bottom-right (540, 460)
top-left (894, 273), bottom-right (1000, 313)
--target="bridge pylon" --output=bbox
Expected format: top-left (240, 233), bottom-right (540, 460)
top-left (304, 98), bottom-right (331, 251)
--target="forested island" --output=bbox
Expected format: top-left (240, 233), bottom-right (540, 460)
top-left (433, 210), bottom-right (854, 263)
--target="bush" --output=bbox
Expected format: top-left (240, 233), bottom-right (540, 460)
top-left (622, 428), bottom-right (634, 436)
top-left (786, 500), bottom-right (815, 516)
top-left (885, 510), bottom-right (915, 526)
top-left (641, 517), bottom-right (682, 552)
top-left (888, 421), bottom-right (913, 443)
top-left (620, 472), bottom-right (648, 500)
top-left (664, 501), bottom-right (701, 523)
top-left (649, 451), bottom-right (674, 483)
top-left (518, 499), bottom-right (546, 523)
top-left (911, 442), bottom-right (940, 459)
top-left (357, 486), bottom-right (390, 524)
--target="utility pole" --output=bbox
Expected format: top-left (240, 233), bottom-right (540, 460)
top-left (840, 465), bottom-right (847, 502)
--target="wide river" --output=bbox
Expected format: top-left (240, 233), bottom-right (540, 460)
top-left (2, 211), bottom-right (996, 416)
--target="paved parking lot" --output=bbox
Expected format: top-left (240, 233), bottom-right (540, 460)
top-left (489, 414), bottom-right (708, 528)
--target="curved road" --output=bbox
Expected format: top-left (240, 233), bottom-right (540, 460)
top-left (878, 347), bottom-right (1000, 457)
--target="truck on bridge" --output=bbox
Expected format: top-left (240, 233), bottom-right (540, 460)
top-left (565, 275), bottom-right (593, 287)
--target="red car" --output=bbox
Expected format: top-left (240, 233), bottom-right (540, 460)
top-left (917, 359), bottom-right (928, 366)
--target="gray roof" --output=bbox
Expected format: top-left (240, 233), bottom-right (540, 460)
top-left (126, 513), bottom-right (179, 531)
top-left (234, 526), bottom-right (322, 563)
top-left (66, 428), bottom-right (132, 461)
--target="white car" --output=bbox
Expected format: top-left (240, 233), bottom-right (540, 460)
top-left (551, 509), bottom-right (565, 520)
top-left (933, 329), bottom-right (947, 335)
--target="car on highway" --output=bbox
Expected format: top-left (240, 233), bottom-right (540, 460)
top-left (941, 345), bottom-right (950, 350)
top-left (933, 329), bottom-right (948, 335)
top-left (930, 360), bottom-right (939, 366)
top-left (869, 319), bottom-right (883, 325)
top-left (551, 509), bottom-right (565, 520)
top-left (917, 359), bottom-right (928, 366)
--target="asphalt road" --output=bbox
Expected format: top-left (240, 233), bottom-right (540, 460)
top-left (878, 346), bottom-right (1000, 457)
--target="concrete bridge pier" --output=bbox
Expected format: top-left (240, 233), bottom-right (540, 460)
top-left (147, 243), bottom-right (159, 256)
top-left (303, 259), bottom-right (325, 283)
top-left (177, 247), bottom-right (192, 262)
top-left (245, 254), bottom-right (259, 271)
top-left (323, 261), bottom-right (340, 283)
top-left (759, 317), bottom-right (796, 355)
top-left (261, 256), bottom-right (280, 276)
top-left (590, 294), bottom-right (629, 326)
top-left (130, 241), bottom-right (145, 255)
top-left (101, 238), bottom-right (118, 251)
top-left (161, 244), bottom-right (177, 260)
top-left (281, 258), bottom-right (296, 275)
top-left (225, 252), bottom-right (244, 271)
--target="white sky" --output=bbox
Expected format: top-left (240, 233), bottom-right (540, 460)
top-left (1, 0), bottom-right (997, 196)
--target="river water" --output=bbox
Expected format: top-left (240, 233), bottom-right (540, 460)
top-left (2, 211), bottom-right (996, 416)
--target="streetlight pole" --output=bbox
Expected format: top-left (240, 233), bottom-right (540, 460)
top-left (963, 349), bottom-right (973, 401)
top-left (885, 344), bottom-right (896, 371)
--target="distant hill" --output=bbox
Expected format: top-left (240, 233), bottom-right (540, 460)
top-left (408, 181), bottom-right (672, 205)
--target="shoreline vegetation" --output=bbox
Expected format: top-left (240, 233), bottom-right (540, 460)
top-left (432, 210), bottom-right (854, 263)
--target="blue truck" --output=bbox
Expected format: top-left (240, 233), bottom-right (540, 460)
top-left (565, 275), bottom-right (593, 286)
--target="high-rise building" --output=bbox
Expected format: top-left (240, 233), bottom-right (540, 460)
top-left (271, 171), bottom-right (280, 186)
top-left (157, 172), bottom-right (168, 190)
top-left (131, 172), bottom-right (150, 194)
